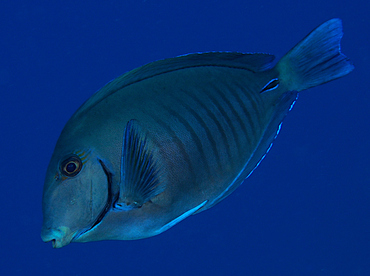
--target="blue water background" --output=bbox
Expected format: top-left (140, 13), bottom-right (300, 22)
top-left (1, 0), bottom-right (369, 275)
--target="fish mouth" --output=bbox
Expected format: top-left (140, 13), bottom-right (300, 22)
top-left (41, 226), bottom-right (77, 249)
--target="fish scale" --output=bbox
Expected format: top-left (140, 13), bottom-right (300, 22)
top-left (41, 19), bottom-right (353, 248)
top-left (146, 67), bottom-right (267, 185)
top-left (126, 65), bottom-right (280, 210)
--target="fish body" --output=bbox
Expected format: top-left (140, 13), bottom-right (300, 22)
top-left (41, 19), bottom-right (353, 248)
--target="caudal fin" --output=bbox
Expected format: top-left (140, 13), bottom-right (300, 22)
top-left (276, 18), bottom-right (354, 92)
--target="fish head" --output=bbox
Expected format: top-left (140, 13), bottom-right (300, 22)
top-left (41, 148), bottom-right (111, 248)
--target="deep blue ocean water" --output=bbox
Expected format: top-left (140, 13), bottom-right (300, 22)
top-left (1, 1), bottom-right (369, 275)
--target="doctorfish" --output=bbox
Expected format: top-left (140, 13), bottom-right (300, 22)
top-left (41, 19), bottom-right (353, 248)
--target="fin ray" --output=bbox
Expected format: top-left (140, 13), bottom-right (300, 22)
top-left (277, 18), bottom-right (354, 91)
top-left (116, 120), bottom-right (164, 210)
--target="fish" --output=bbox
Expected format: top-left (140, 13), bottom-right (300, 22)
top-left (41, 19), bottom-right (353, 248)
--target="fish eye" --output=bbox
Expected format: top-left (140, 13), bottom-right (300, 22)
top-left (60, 156), bottom-right (82, 177)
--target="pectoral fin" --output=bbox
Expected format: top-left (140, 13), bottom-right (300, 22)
top-left (115, 120), bottom-right (164, 210)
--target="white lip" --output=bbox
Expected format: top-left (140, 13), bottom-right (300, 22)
top-left (41, 226), bottom-right (76, 248)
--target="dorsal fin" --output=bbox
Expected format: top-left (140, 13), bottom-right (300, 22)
top-left (115, 120), bottom-right (164, 210)
top-left (75, 52), bottom-right (275, 116)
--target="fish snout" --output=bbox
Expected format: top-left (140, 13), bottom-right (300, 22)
top-left (41, 226), bottom-right (76, 248)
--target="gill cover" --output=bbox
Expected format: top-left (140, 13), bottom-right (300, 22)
top-left (41, 150), bottom-right (110, 248)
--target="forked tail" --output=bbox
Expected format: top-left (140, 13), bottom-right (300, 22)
top-left (276, 18), bottom-right (354, 92)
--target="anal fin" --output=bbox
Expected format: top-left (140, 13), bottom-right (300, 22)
top-left (209, 91), bottom-right (298, 207)
top-left (115, 120), bottom-right (164, 210)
